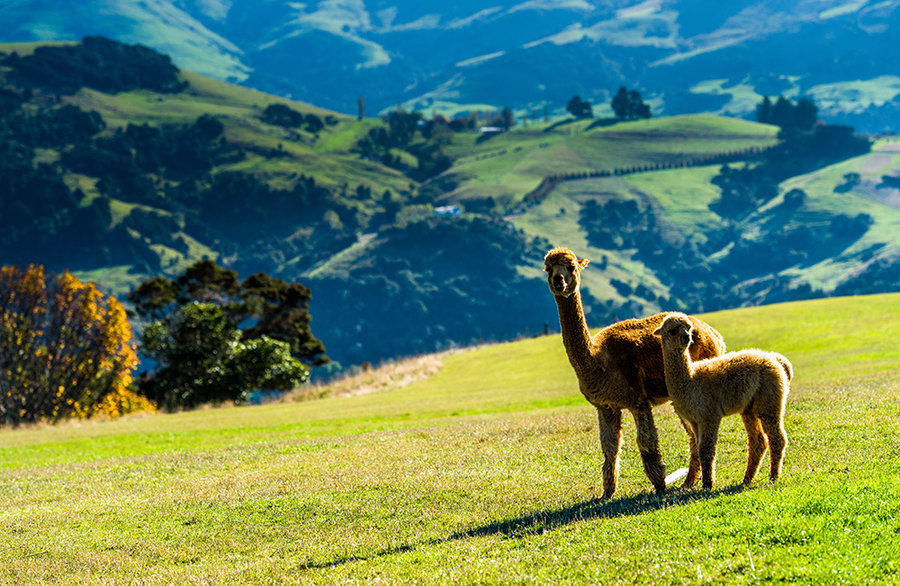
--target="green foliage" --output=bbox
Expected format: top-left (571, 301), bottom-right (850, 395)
top-left (307, 215), bottom-right (555, 366)
top-left (711, 102), bottom-right (870, 220)
top-left (355, 109), bottom-right (452, 181)
top-left (260, 103), bottom-right (325, 133)
top-left (5, 103), bottom-right (105, 147)
top-left (140, 301), bottom-right (308, 410)
top-left (4, 35), bottom-right (185, 95)
top-left (566, 95), bottom-right (593, 119)
top-left (756, 95), bottom-right (818, 131)
top-left (229, 336), bottom-right (309, 393)
top-left (130, 259), bottom-right (327, 368)
top-left (611, 86), bottom-right (651, 120)
top-left (62, 114), bottom-right (236, 189)
top-left (0, 265), bottom-right (144, 426)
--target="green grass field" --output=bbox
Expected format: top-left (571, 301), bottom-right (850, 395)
top-left (2, 294), bottom-right (899, 583)
top-left (443, 115), bottom-right (778, 208)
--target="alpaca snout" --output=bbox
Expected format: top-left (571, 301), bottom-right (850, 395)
top-left (680, 331), bottom-right (691, 346)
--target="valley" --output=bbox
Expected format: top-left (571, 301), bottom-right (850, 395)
top-left (1, 37), bottom-right (900, 371)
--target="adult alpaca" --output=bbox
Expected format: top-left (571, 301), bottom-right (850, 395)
top-left (544, 247), bottom-right (726, 498)
top-left (654, 313), bottom-right (792, 489)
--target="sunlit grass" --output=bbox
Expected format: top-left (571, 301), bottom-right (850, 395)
top-left (446, 114), bottom-right (777, 206)
top-left (1, 295), bottom-right (899, 582)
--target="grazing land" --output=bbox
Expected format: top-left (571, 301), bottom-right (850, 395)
top-left (2, 294), bottom-right (899, 583)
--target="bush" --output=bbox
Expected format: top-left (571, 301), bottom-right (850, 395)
top-left (139, 302), bottom-right (309, 410)
top-left (5, 35), bottom-right (184, 94)
top-left (0, 265), bottom-right (144, 426)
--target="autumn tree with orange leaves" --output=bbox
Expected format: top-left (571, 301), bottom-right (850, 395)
top-left (0, 265), bottom-right (152, 426)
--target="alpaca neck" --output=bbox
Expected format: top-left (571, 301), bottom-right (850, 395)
top-left (661, 345), bottom-right (694, 400)
top-left (555, 288), bottom-right (595, 373)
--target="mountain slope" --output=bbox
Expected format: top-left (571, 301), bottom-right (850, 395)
top-left (3, 38), bottom-right (900, 372)
top-left (3, 0), bottom-right (900, 130)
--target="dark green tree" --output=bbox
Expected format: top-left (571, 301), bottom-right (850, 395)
top-left (794, 97), bottom-right (819, 131)
top-left (611, 87), bottom-right (651, 120)
top-left (139, 302), bottom-right (308, 410)
top-left (770, 96), bottom-right (795, 128)
top-left (500, 107), bottom-right (515, 130)
top-left (566, 95), bottom-right (593, 119)
top-left (756, 95), bottom-right (774, 124)
top-left (129, 259), bottom-right (328, 367)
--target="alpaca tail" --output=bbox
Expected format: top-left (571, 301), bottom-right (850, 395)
top-left (773, 353), bottom-right (793, 382)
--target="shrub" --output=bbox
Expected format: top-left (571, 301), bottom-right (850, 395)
top-left (0, 265), bottom-right (145, 426)
top-left (139, 302), bottom-right (309, 410)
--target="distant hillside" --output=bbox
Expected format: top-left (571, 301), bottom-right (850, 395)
top-left (3, 1), bottom-right (900, 131)
top-left (3, 38), bottom-right (900, 372)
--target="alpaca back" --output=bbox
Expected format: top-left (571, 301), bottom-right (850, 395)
top-left (592, 312), bottom-right (726, 406)
top-left (773, 353), bottom-right (793, 381)
top-left (690, 349), bottom-right (788, 417)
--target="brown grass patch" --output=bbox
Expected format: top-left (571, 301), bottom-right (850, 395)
top-left (286, 351), bottom-right (455, 402)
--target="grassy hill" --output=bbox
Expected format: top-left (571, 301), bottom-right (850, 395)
top-left (4, 37), bottom-right (900, 371)
top-left (441, 114), bottom-right (778, 208)
top-left (2, 294), bottom-right (899, 582)
top-left (500, 136), bottom-right (900, 316)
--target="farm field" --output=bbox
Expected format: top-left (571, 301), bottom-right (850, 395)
top-left (442, 114), bottom-right (779, 209)
top-left (1, 294), bottom-right (899, 583)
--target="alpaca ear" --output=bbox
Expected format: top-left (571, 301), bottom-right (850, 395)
top-left (578, 258), bottom-right (590, 270)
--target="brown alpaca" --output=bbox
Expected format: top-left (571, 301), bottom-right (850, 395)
top-left (654, 313), bottom-right (792, 489)
top-left (544, 247), bottom-right (726, 498)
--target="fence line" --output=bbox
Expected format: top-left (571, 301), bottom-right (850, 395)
top-left (514, 144), bottom-right (774, 212)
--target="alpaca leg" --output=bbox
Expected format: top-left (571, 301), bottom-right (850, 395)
top-left (597, 406), bottom-right (623, 499)
top-left (759, 412), bottom-right (788, 482)
top-left (741, 411), bottom-right (768, 485)
top-left (678, 416), bottom-right (701, 489)
top-left (632, 407), bottom-right (666, 494)
top-left (696, 418), bottom-right (721, 490)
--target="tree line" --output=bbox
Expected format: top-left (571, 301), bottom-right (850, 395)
top-left (0, 259), bottom-right (328, 425)
top-left (566, 87), bottom-right (652, 121)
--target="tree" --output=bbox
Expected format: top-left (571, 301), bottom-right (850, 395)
top-left (499, 107), bottom-right (515, 130)
top-left (770, 96), bottom-right (795, 129)
top-left (756, 96), bottom-right (774, 124)
top-left (566, 95), bottom-right (593, 119)
top-left (128, 260), bottom-right (328, 409)
top-left (0, 265), bottom-right (148, 426)
top-left (129, 258), bottom-right (327, 366)
top-left (611, 87), bottom-right (651, 120)
top-left (139, 302), bottom-right (309, 410)
top-left (794, 97), bottom-right (819, 131)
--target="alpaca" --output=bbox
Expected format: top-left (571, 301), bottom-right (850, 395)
top-left (654, 312), bottom-right (792, 489)
top-left (544, 247), bottom-right (726, 498)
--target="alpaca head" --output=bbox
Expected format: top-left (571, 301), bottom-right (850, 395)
top-left (543, 247), bottom-right (589, 298)
top-left (654, 312), bottom-right (694, 350)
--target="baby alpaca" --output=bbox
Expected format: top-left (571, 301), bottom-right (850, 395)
top-left (654, 313), bottom-right (792, 489)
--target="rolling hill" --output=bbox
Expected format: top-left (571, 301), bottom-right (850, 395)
top-left (3, 0), bottom-right (900, 131)
top-left (1, 294), bottom-right (899, 581)
top-left (2, 37), bottom-right (900, 372)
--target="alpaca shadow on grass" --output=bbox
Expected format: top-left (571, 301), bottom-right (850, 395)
top-left (301, 484), bottom-right (748, 570)
top-left (449, 483), bottom-right (747, 541)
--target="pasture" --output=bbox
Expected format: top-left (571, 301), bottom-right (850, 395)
top-left (1, 294), bottom-right (899, 583)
